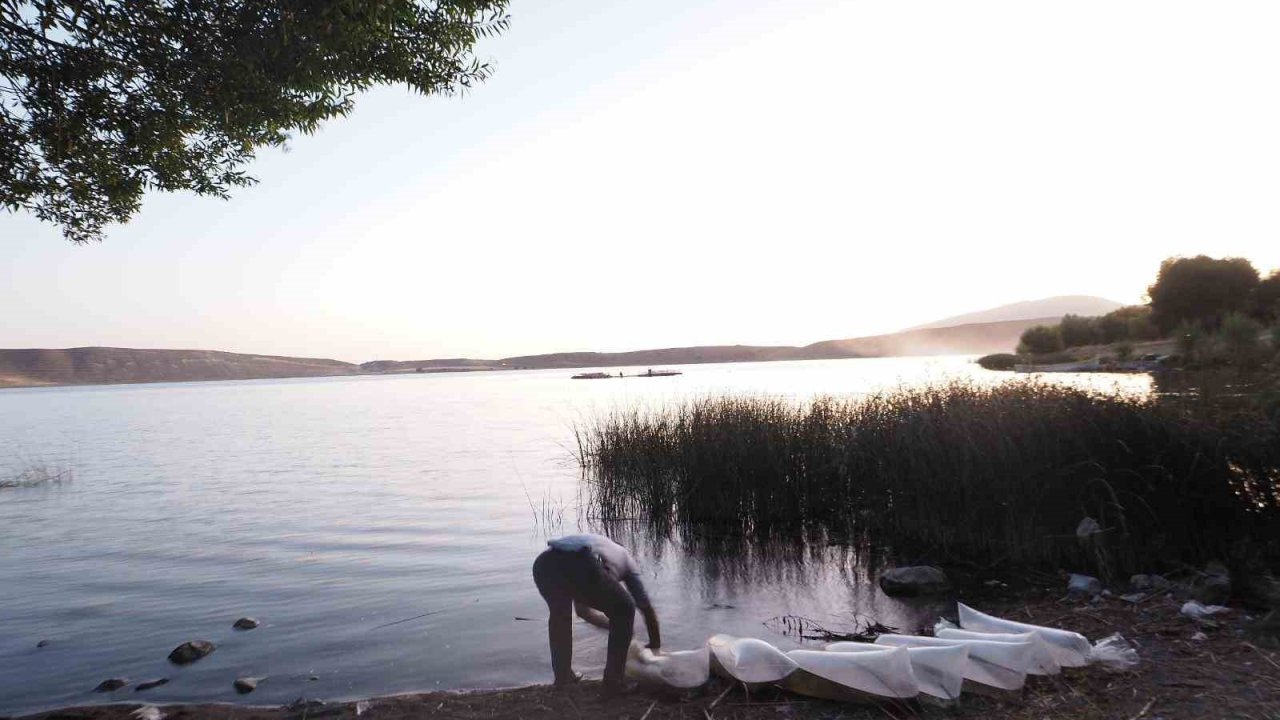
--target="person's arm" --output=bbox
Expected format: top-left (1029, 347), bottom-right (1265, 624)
top-left (640, 606), bottom-right (661, 650)
top-left (574, 602), bottom-right (611, 630)
top-left (622, 573), bottom-right (661, 650)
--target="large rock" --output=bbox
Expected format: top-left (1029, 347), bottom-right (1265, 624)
top-left (168, 640), bottom-right (216, 665)
top-left (878, 566), bottom-right (951, 597)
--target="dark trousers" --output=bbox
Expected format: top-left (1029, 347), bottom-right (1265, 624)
top-left (532, 548), bottom-right (636, 687)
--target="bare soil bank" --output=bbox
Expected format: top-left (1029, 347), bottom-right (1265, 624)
top-left (15, 590), bottom-right (1278, 720)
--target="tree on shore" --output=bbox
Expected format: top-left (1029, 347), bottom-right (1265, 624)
top-left (1, 0), bottom-right (510, 243)
top-left (1017, 325), bottom-right (1064, 355)
top-left (1147, 256), bottom-right (1260, 332)
top-left (1253, 270), bottom-right (1280, 324)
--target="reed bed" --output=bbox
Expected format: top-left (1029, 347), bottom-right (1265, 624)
top-left (575, 380), bottom-right (1280, 578)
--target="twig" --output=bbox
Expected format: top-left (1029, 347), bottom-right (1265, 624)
top-left (1126, 698), bottom-right (1154, 720)
top-left (639, 700), bottom-right (657, 720)
top-left (370, 610), bottom-right (445, 630)
top-left (707, 684), bottom-right (733, 710)
top-left (1244, 642), bottom-right (1280, 671)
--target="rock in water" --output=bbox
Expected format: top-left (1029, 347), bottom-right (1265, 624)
top-left (878, 566), bottom-right (951, 596)
top-left (233, 677), bottom-right (259, 694)
top-left (168, 640), bottom-right (216, 665)
top-left (1068, 573), bottom-right (1103, 598)
top-left (93, 678), bottom-right (129, 692)
top-left (233, 617), bottom-right (260, 630)
top-left (135, 679), bottom-right (170, 692)
top-left (36, 639), bottom-right (49, 648)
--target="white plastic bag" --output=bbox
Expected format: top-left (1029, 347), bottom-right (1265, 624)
top-left (1180, 601), bottom-right (1230, 622)
top-left (1088, 633), bottom-right (1139, 673)
top-left (957, 602), bottom-right (1092, 668)
top-left (874, 634), bottom-right (1033, 691)
top-left (934, 628), bottom-right (1062, 675)
top-left (785, 646), bottom-right (919, 700)
top-left (625, 642), bottom-right (710, 689)
top-left (707, 634), bottom-right (799, 684)
top-left (827, 642), bottom-right (968, 700)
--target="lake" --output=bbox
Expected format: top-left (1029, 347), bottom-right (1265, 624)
top-left (0, 357), bottom-right (1151, 714)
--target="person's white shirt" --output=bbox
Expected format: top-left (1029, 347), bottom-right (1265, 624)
top-left (547, 533), bottom-right (652, 609)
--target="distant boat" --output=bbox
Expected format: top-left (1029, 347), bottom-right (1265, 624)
top-left (571, 372), bottom-right (613, 380)
top-left (637, 369), bottom-right (681, 377)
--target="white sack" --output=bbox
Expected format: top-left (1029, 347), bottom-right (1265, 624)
top-left (934, 628), bottom-right (1061, 675)
top-left (625, 642), bottom-right (710, 689)
top-left (707, 634), bottom-right (799, 684)
top-left (957, 602), bottom-right (1092, 668)
top-left (874, 634), bottom-right (1032, 691)
top-left (826, 642), bottom-right (968, 700)
top-left (784, 646), bottom-right (919, 700)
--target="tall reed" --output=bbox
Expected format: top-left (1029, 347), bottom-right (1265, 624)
top-left (575, 380), bottom-right (1280, 578)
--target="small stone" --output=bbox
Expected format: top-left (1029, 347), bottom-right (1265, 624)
top-left (309, 676), bottom-right (320, 682)
top-left (233, 677), bottom-right (259, 694)
top-left (879, 566), bottom-right (952, 597)
top-left (1068, 573), bottom-right (1103, 598)
top-left (36, 639), bottom-right (49, 648)
top-left (1191, 631), bottom-right (1208, 641)
top-left (168, 640), bottom-right (216, 665)
top-left (135, 679), bottom-right (170, 692)
top-left (93, 678), bottom-right (128, 692)
top-left (1120, 593), bottom-right (1147, 604)
top-left (233, 617), bottom-right (260, 631)
top-left (1130, 574), bottom-right (1152, 591)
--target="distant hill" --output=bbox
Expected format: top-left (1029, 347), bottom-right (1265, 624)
top-left (910, 295), bottom-right (1124, 330)
top-left (1, 312), bottom-right (1076, 388)
top-left (359, 358), bottom-right (505, 373)
top-left (804, 317), bottom-right (1056, 358)
top-left (500, 345), bottom-right (807, 369)
top-left (0, 347), bottom-right (357, 387)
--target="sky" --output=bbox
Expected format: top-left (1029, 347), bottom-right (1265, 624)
top-left (3, 0), bottom-right (1279, 362)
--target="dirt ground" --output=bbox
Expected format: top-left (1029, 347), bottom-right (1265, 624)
top-left (14, 588), bottom-right (1280, 720)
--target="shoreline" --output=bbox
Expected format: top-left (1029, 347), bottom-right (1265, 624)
top-left (12, 589), bottom-right (1277, 720)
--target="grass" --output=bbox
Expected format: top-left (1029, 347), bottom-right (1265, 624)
top-left (574, 380), bottom-right (1280, 580)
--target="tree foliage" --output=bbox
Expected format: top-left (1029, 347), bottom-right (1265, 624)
top-left (1253, 270), bottom-right (1280, 324)
top-left (1147, 256), bottom-right (1260, 332)
top-left (1, 0), bottom-right (510, 243)
top-left (1017, 324), bottom-right (1063, 355)
top-left (1220, 312), bottom-right (1263, 367)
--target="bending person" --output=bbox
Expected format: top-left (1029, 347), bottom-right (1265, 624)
top-left (532, 533), bottom-right (661, 694)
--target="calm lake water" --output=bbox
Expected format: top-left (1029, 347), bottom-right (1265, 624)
top-left (0, 358), bottom-right (1151, 714)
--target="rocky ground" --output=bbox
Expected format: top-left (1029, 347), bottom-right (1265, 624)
top-left (13, 578), bottom-right (1279, 720)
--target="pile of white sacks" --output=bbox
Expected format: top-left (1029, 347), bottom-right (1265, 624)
top-left (625, 603), bottom-right (1137, 702)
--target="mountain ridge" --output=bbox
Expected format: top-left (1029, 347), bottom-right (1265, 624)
top-left (0, 296), bottom-right (1120, 388)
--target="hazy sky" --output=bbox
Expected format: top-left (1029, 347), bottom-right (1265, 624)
top-left (4, 0), bottom-right (1279, 362)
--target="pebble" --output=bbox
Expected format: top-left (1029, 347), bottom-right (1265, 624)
top-left (234, 677), bottom-right (259, 694)
top-left (93, 678), bottom-right (129, 692)
top-left (136, 679), bottom-right (170, 692)
top-left (233, 617), bottom-right (260, 631)
top-left (168, 640), bottom-right (216, 665)
top-left (36, 639), bottom-right (49, 648)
